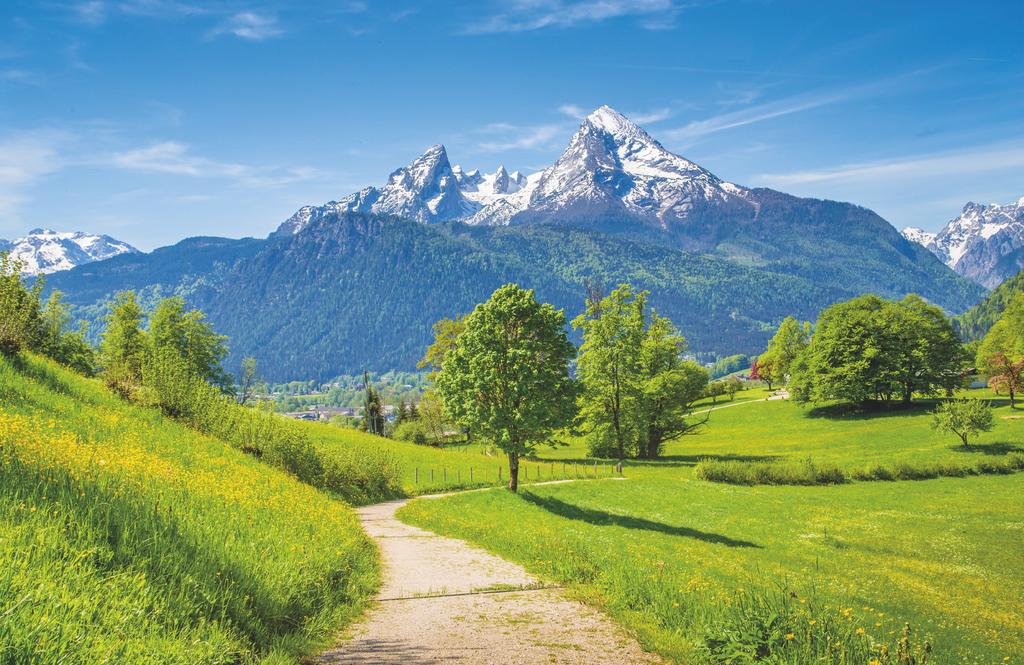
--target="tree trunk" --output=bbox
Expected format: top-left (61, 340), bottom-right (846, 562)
top-left (960, 432), bottom-right (969, 447)
top-left (902, 384), bottom-right (913, 404)
top-left (507, 451), bottom-right (519, 492)
top-left (1011, 387), bottom-right (1017, 410)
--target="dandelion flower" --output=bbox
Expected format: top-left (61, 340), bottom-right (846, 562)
top-left (785, 633), bottom-right (795, 641)
top-left (809, 619), bottom-right (817, 626)
top-left (856, 627), bottom-right (865, 635)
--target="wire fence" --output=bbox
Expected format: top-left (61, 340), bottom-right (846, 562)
top-left (411, 460), bottom-right (624, 488)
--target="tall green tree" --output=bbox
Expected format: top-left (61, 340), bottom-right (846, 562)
top-left (237, 356), bottom-right (258, 405)
top-left (977, 293), bottom-right (1024, 408)
top-left (418, 315), bottom-right (467, 378)
top-left (435, 284), bottom-right (575, 491)
top-left (150, 296), bottom-right (231, 390)
top-left (39, 291), bottom-right (95, 374)
top-left (361, 371), bottom-right (387, 436)
top-left (764, 316), bottom-right (812, 381)
top-left (572, 284), bottom-right (646, 458)
top-left (637, 313), bottom-right (709, 458)
top-left (0, 253), bottom-right (44, 355)
top-left (574, 284), bottom-right (707, 459)
top-left (790, 294), bottom-right (966, 406)
top-left (100, 291), bottom-right (148, 393)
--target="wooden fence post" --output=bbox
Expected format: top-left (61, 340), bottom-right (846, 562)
top-left (415, 467), bottom-right (419, 484)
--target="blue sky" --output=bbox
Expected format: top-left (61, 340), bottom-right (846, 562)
top-left (1, 0), bottom-right (1022, 250)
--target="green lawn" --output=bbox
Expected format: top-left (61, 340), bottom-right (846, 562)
top-left (538, 388), bottom-right (1023, 477)
top-left (399, 391), bottom-right (1024, 664)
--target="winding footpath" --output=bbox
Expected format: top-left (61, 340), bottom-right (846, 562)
top-left (316, 489), bottom-right (663, 664)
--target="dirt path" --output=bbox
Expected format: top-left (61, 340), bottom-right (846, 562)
top-left (315, 491), bottom-right (663, 664)
top-left (692, 389), bottom-right (788, 415)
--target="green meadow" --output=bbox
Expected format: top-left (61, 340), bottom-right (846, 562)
top-left (399, 390), bottom-right (1024, 664)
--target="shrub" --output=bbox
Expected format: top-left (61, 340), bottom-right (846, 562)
top-left (394, 419), bottom-right (430, 445)
top-left (694, 457), bottom-right (846, 486)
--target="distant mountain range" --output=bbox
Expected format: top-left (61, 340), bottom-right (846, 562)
top-left (0, 229), bottom-right (137, 275)
top-left (902, 197), bottom-right (1024, 289)
top-left (45, 107), bottom-right (983, 380)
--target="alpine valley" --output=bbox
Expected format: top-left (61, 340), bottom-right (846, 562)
top-left (45, 107), bottom-right (983, 380)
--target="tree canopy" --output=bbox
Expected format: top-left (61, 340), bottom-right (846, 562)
top-left (790, 294), bottom-right (966, 405)
top-left (435, 284), bottom-right (576, 491)
top-left (574, 284), bottom-right (708, 459)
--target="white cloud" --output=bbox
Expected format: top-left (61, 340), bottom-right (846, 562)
top-left (755, 142), bottom-right (1024, 188)
top-left (478, 122), bottom-right (567, 151)
top-left (108, 141), bottom-right (320, 186)
top-left (664, 90), bottom-right (852, 144)
top-left (209, 11), bottom-right (283, 40)
top-left (73, 0), bottom-right (107, 25)
top-left (0, 132), bottom-right (66, 223)
top-left (558, 104), bottom-right (587, 120)
top-left (465, 0), bottom-right (680, 34)
top-left (628, 107), bottom-right (672, 124)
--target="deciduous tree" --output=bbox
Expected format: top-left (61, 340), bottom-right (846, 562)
top-left (436, 284), bottom-right (575, 491)
top-left (931, 399), bottom-right (994, 447)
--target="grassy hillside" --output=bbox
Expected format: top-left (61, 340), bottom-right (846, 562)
top-left (956, 268), bottom-right (1024, 340)
top-left (0, 353), bottom-right (378, 663)
top-left (400, 393), bottom-right (1024, 664)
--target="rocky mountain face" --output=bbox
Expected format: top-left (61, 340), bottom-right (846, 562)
top-left (0, 229), bottom-right (138, 275)
top-left (902, 197), bottom-right (1024, 288)
top-left (273, 106), bottom-right (757, 238)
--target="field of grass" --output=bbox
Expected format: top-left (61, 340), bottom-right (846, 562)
top-left (302, 421), bottom-right (613, 496)
top-left (399, 390), bottom-right (1024, 664)
top-left (0, 353), bottom-right (378, 663)
top-left (541, 388), bottom-right (1023, 476)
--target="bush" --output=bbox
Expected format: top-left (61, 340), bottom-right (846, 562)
top-left (394, 419), bottom-right (430, 445)
top-left (850, 453), bottom-right (1024, 481)
top-left (694, 457), bottom-right (846, 485)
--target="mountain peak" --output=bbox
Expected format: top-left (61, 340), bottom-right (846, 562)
top-left (2, 228), bottom-right (138, 275)
top-left (584, 105), bottom-right (640, 136)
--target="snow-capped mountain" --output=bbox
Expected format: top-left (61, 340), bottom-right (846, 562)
top-left (0, 229), bottom-right (138, 275)
top-left (902, 197), bottom-right (1024, 288)
top-left (274, 105), bottom-right (755, 237)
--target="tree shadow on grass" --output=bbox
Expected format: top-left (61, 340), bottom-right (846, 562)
top-left (804, 401), bottom-right (934, 421)
top-left (519, 492), bottom-right (762, 549)
top-left (950, 442), bottom-right (1024, 456)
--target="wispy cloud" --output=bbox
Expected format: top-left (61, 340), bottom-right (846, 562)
top-left (558, 104), bottom-right (587, 120)
top-left (208, 11), bottom-right (283, 40)
top-left (629, 107), bottom-right (672, 124)
top-left (664, 89), bottom-right (852, 144)
top-left (755, 141), bottom-right (1024, 188)
top-left (0, 132), bottom-right (67, 224)
top-left (0, 69), bottom-right (43, 86)
top-left (464, 0), bottom-right (681, 34)
top-left (108, 141), bottom-right (319, 186)
top-left (477, 122), bottom-right (568, 151)
top-left (665, 67), bottom-right (946, 146)
top-left (72, 0), bottom-right (107, 25)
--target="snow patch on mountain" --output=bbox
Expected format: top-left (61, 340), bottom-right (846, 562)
top-left (0, 229), bottom-right (138, 275)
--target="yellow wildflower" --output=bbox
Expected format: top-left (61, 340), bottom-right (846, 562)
top-left (785, 633), bottom-right (795, 641)
top-left (856, 627), bottom-right (865, 635)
